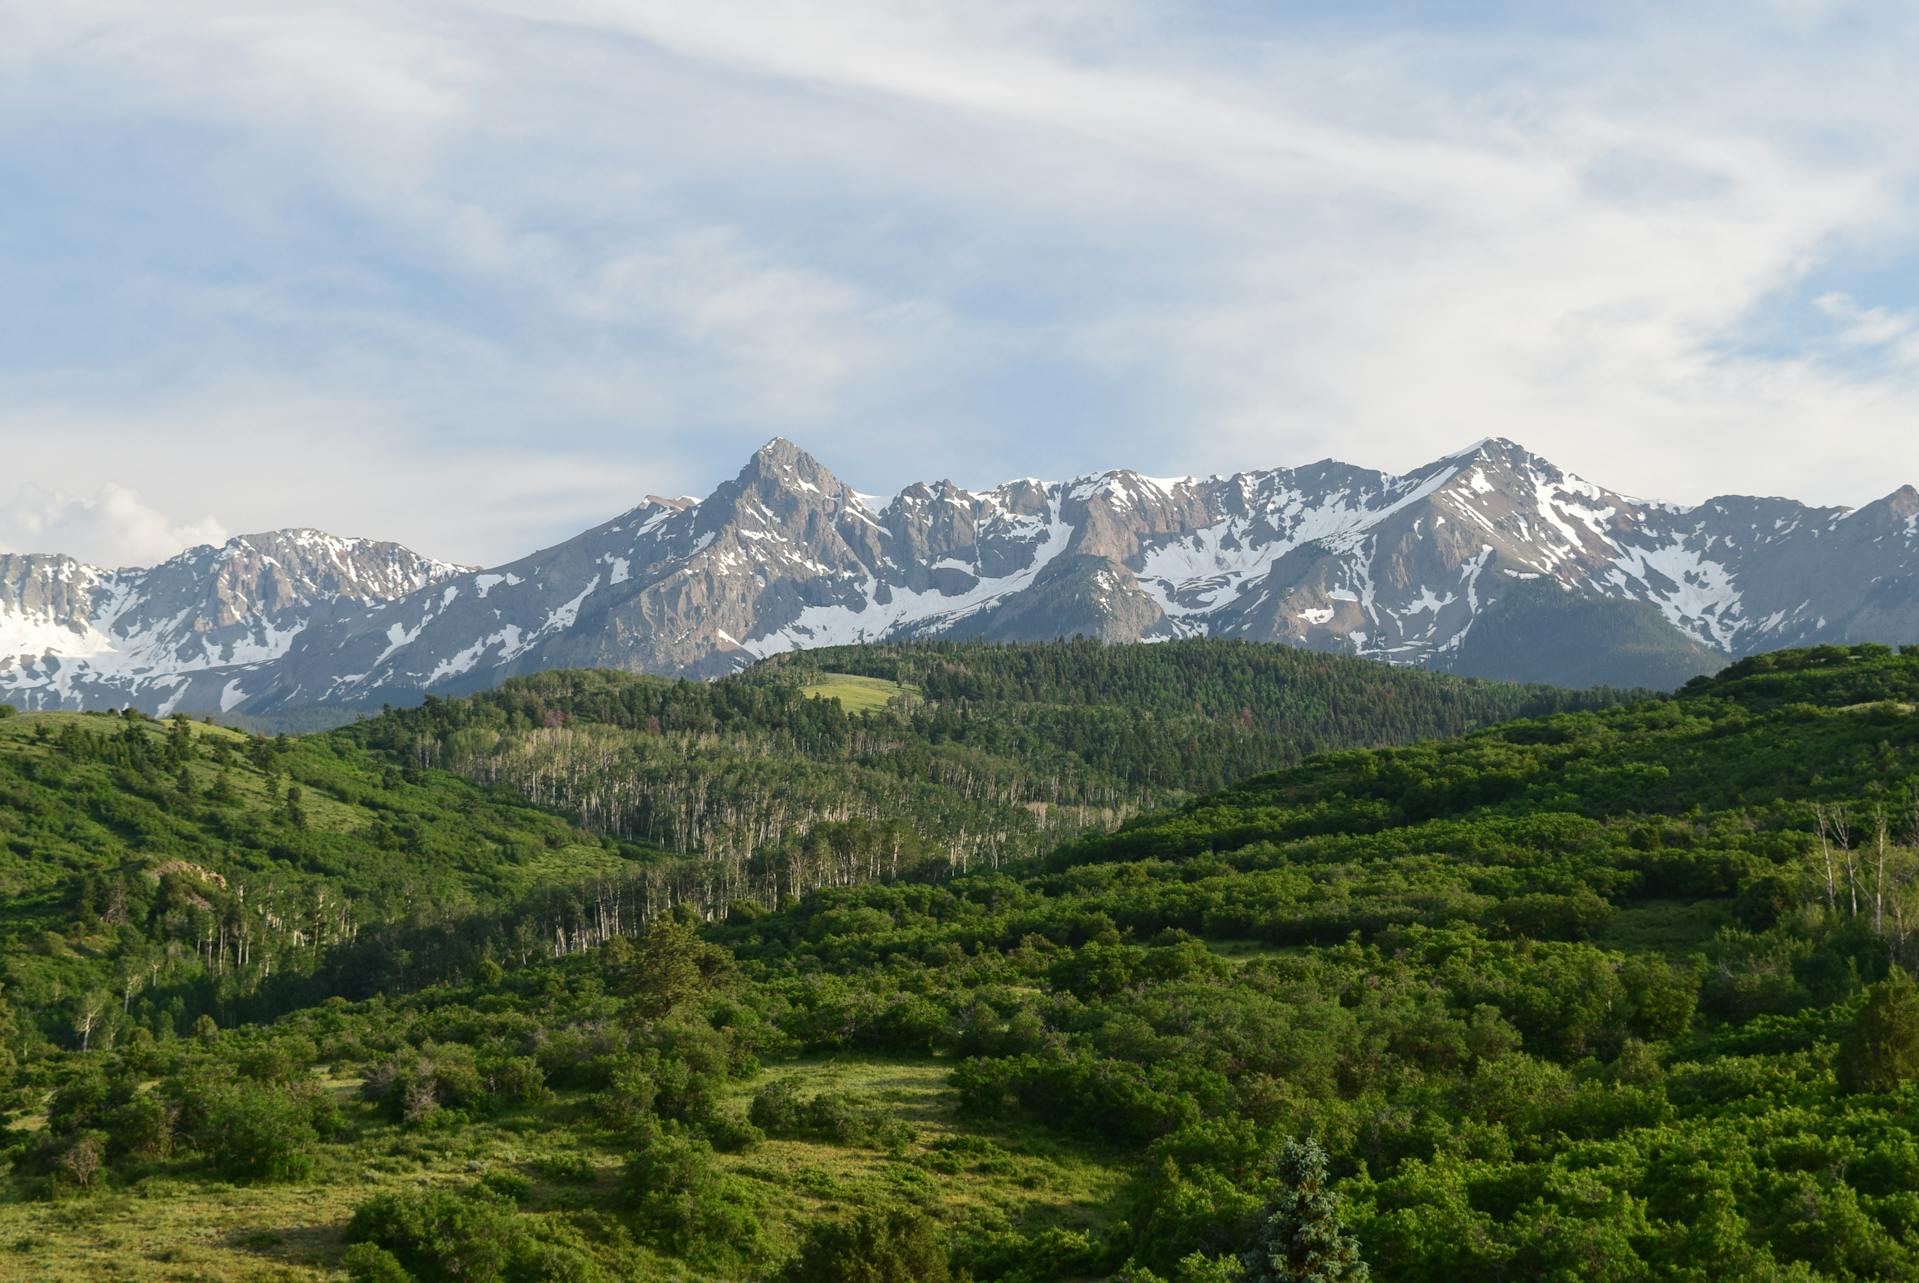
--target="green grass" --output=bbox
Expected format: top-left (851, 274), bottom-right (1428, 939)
top-left (796, 674), bottom-right (917, 715)
top-left (716, 1056), bottom-right (1124, 1242)
top-left (0, 1056), bottom-right (1122, 1282)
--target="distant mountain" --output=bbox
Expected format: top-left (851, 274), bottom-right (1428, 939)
top-left (0, 531), bottom-right (464, 712)
top-left (4, 437), bottom-right (1916, 712)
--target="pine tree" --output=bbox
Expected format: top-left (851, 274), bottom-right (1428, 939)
top-left (1838, 967), bottom-right (1919, 1094)
top-left (1242, 1139), bottom-right (1368, 1283)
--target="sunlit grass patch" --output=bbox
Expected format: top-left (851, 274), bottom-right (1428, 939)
top-left (798, 674), bottom-right (916, 714)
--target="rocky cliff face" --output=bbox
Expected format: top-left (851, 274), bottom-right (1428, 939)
top-left (5, 437), bottom-right (1916, 712)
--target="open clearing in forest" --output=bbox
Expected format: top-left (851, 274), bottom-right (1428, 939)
top-left (798, 673), bottom-right (917, 714)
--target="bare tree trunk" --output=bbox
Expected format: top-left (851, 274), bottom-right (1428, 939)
top-left (1816, 804), bottom-right (1842, 915)
top-left (1876, 807), bottom-right (1890, 937)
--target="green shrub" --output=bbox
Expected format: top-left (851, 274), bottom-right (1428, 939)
top-left (365, 1046), bottom-right (487, 1125)
top-left (703, 1112), bottom-right (764, 1153)
top-left (347, 1186), bottom-right (518, 1283)
top-left (781, 1206), bottom-right (950, 1283)
top-left (191, 1082), bottom-right (334, 1183)
top-left (482, 1055), bottom-right (549, 1105)
top-left (538, 1152), bottom-right (599, 1185)
top-left (748, 1080), bottom-right (911, 1148)
top-left (342, 1242), bottom-right (413, 1283)
top-left (618, 1123), bottom-right (765, 1262)
top-left (480, 1170), bottom-right (534, 1202)
top-left (104, 1092), bottom-right (175, 1161)
top-left (597, 1056), bottom-right (659, 1130)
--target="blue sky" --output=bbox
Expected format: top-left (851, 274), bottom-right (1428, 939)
top-left (4, 0), bottom-right (1919, 566)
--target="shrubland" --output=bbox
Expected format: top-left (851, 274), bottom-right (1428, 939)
top-left (1, 643), bottom-right (1917, 1279)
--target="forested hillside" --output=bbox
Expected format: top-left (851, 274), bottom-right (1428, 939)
top-left (0, 707), bottom-right (659, 1053)
top-left (5, 643), bottom-right (1919, 1281)
top-left (0, 641), bottom-right (1620, 1059)
top-left (355, 639), bottom-right (1624, 896)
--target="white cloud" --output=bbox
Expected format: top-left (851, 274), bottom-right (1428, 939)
top-left (1, 0), bottom-right (1918, 554)
top-left (1, 484), bottom-right (228, 568)
top-left (1816, 292), bottom-right (1919, 361)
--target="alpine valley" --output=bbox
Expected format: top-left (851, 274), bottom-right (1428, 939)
top-left (5, 436), bottom-right (1917, 714)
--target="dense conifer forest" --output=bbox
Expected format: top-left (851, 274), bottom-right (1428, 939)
top-left (353, 639), bottom-right (1623, 895)
top-left (2, 641), bottom-right (1919, 1280)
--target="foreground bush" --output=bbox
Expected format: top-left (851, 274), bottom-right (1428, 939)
top-left (781, 1206), bottom-right (951, 1283)
top-left (346, 1183), bottom-right (609, 1283)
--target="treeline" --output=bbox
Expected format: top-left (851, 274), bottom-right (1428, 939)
top-left (349, 639), bottom-right (1630, 898)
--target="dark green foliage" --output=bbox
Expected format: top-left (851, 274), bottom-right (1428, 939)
top-left (347, 1182), bottom-right (613, 1283)
top-left (353, 639), bottom-right (1629, 894)
top-left (347, 1186), bottom-right (515, 1282)
top-left (1242, 1139), bottom-right (1366, 1283)
top-left (1838, 968), bottom-right (1919, 1093)
top-left (1449, 579), bottom-right (1726, 690)
top-left (781, 1206), bottom-right (951, 1283)
top-left (362, 1045), bottom-right (487, 1125)
top-left (620, 918), bottom-right (728, 1021)
top-left (618, 1123), bottom-right (763, 1261)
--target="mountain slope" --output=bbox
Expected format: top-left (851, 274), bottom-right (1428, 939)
top-left (5, 437), bottom-right (1916, 712)
top-left (1447, 577), bottom-right (1728, 690)
top-left (0, 531), bottom-right (464, 713)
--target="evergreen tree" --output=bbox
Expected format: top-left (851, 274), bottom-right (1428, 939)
top-left (1243, 1139), bottom-right (1368, 1283)
top-left (1839, 968), bottom-right (1919, 1094)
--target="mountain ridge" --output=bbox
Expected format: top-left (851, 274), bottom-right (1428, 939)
top-left (3, 436), bottom-right (1915, 712)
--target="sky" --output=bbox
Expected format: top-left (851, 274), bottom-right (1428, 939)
top-left (4, 1), bottom-right (1919, 568)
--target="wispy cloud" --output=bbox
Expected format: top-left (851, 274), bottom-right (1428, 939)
top-left (3, 1), bottom-right (1918, 564)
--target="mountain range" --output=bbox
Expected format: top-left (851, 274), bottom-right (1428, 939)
top-left (4, 436), bottom-right (1916, 713)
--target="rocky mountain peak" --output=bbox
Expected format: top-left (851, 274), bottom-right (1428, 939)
top-left (738, 437), bottom-right (839, 491)
top-left (6, 436), bottom-right (1917, 712)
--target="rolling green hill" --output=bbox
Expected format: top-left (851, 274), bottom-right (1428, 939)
top-left (351, 638), bottom-right (1632, 897)
top-left (0, 708), bottom-right (649, 1047)
top-left (4, 643), bottom-right (1919, 1281)
top-left (0, 640), bottom-right (1629, 1052)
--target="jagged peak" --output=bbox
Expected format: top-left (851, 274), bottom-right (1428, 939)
top-left (1443, 435), bottom-right (1524, 458)
top-left (735, 437), bottom-right (842, 494)
top-left (176, 530), bottom-right (467, 578)
top-left (1433, 436), bottom-right (1554, 474)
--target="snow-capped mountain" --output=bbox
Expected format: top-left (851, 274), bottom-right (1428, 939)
top-left (5, 437), bottom-right (1916, 713)
top-left (0, 531), bottom-right (466, 713)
